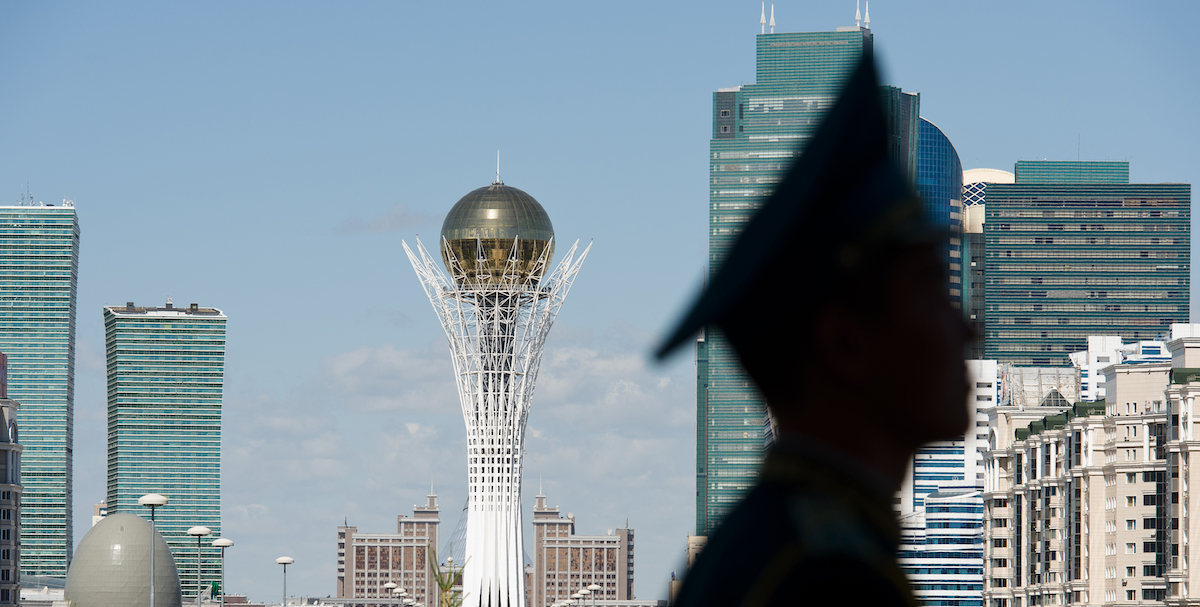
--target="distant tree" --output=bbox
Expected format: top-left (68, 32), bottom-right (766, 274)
top-left (428, 545), bottom-right (467, 607)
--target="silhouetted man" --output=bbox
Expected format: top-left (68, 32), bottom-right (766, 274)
top-left (657, 53), bottom-right (971, 607)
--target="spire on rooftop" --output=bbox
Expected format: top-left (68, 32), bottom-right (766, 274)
top-left (760, 3), bottom-right (765, 34)
top-left (769, 4), bottom-right (775, 33)
top-left (864, 1), bottom-right (870, 28)
top-left (856, 0), bottom-right (861, 27)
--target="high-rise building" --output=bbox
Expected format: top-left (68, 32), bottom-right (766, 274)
top-left (700, 21), bottom-right (920, 536)
top-left (527, 490), bottom-right (633, 607)
top-left (915, 118), bottom-right (964, 306)
top-left (899, 488), bottom-right (984, 607)
top-left (983, 160), bottom-right (1191, 366)
top-left (404, 182), bottom-right (589, 607)
top-left (1069, 335), bottom-right (1170, 402)
top-left (338, 492), bottom-right (441, 605)
top-left (103, 300), bottom-right (226, 598)
top-left (0, 202), bottom-right (78, 577)
top-left (962, 168), bottom-right (1014, 360)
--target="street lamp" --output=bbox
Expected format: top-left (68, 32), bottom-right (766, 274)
top-left (212, 538), bottom-right (234, 607)
top-left (276, 556), bottom-right (294, 606)
top-left (587, 583), bottom-right (601, 607)
top-left (383, 582), bottom-right (396, 606)
top-left (187, 526), bottom-right (212, 607)
top-left (139, 494), bottom-right (168, 607)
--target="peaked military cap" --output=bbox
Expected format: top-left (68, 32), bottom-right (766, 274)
top-left (656, 52), bottom-right (945, 360)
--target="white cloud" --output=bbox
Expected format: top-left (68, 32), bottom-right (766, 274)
top-left (335, 203), bottom-right (438, 234)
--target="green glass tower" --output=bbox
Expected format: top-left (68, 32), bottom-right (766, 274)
top-left (104, 300), bottom-right (226, 599)
top-left (0, 203), bottom-right (78, 577)
top-left (983, 161), bottom-right (1190, 365)
top-left (698, 26), bottom-right (919, 535)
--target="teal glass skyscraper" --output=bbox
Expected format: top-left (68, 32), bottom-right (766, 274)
top-left (698, 23), bottom-right (919, 535)
top-left (984, 161), bottom-right (1190, 365)
top-left (0, 202), bottom-right (78, 577)
top-left (104, 300), bottom-right (226, 598)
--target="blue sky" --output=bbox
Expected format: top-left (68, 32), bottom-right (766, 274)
top-left (1, 1), bottom-right (1197, 602)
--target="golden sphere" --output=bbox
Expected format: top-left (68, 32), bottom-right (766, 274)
top-left (441, 183), bottom-right (554, 286)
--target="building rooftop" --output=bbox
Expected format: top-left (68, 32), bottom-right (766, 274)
top-left (104, 299), bottom-right (224, 317)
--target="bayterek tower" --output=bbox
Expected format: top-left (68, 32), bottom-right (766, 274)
top-left (403, 176), bottom-right (589, 607)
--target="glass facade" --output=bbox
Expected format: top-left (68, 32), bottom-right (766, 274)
top-left (104, 303), bottom-right (226, 599)
top-left (899, 490), bottom-right (985, 607)
top-left (983, 162), bottom-right (1190, 365)
top-left (699, 27), bottom-right (921, 535)
top-left (916, 118), bottom-right (964, 306)
top-left (0, 204), bottom-right (78, 577)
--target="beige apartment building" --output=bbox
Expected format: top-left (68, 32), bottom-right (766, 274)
top-left (527, 490), bottom-right (634, 607)
top-left (982, 330), bottom-right (1200, 607)
top-left (337, 491), bottom-right (441, 606)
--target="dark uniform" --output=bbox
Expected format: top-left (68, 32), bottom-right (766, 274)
top-left (673, 447), bottom-right (915, 607)
top-left (656, 50), bottom-right (950, 607)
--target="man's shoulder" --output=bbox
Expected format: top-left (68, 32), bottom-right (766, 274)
top-left (675, 481), bottom-right (912, 607)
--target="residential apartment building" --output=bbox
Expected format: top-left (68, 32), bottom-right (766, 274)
top-left (983, 160), bottom-right (1190, 366)
top-left (981, 329), bottom-right (1200, 606)
top-left (0, 202), bottom-right (78, 577)
top-left (899, 488), bottom-right (985, 607)
top-left (103, 300), bottom-right (226, 597)
top-left (0, 388), bottom-right (21, 604)
top-left (528, 490), bottom-right (633, 607)
top-left (338, 492), bottom-right (440, 606)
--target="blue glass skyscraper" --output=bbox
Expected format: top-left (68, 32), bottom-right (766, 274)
top-left (0, 202), bottom-right (78, 577)
top-left (698, 24), bottom-right (919, 535)
top-left (916, 118), bottom-right (964, 306)
top-left (104, 300), bottom-right (226, 598)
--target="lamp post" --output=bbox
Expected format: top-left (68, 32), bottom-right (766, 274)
top-left (212, 538), bottom-right (234, 607)
top-left (383, 582), bottom-right (397, 606)
top-left (139, 494), bottom-right (168, 607)
top-left (187, 526), bottom-right (212, 607)
top-left (587, 583), bottom-right (601, 607)
top-left (276, 556), bottom-right (294, 606)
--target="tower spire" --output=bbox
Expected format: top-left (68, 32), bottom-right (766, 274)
top-left (494, 150), bottom-right (502, 185)
top-left (856, 0), bottom-right (861, 27)
top-left (769, 4), bottom-right (775, 33)
top-left (760, 3), bottom-right (765, 34)
top-left (864, 1), bottom-right (870, 28)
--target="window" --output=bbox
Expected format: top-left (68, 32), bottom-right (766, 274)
top-left (1127, 520), bottom-right (1136, 531)
top-left (1127, 496), bottom-right (1137, 507)
top-left (1127, 472), bottom-right (1136, 483)
top-left (719, 126), bottom-right (730, 133)
top-left (992, 578), bottom-right (1008, 588)
top-left (994, 518), bottom-right (1008, 528)
top-left (977, 382), bottom-right (993, 388)
top-left (1126, 543), bottom-right (1136, 554)
top-left (719, 110), bottom-right (730, 117)
top-left (993, 538), bottom-right (1008, 548)
top-left (1127, 590), bottom-right (1136, 601)
top-left (993, 558), bottom-right (1008, 568)
top-left (1126, 566), bottom-right (1136, 577)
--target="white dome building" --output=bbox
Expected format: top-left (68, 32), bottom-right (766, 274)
top-left (65, 512), bottom-right (182, 607)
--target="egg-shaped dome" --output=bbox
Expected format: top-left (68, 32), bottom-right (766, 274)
top-left (440, 183), bottom-right (554, 286)
top-left (65, 513), bottom-right (182, 607)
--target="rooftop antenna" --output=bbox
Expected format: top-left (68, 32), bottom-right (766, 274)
top-left (864, 1), bottom-right (870, 28)
top-left (769, 4), bottom-right (775, 33)
top-left (856, 0), bottom-right (861, 27)
top-left (760, 3), bottom-right (765, 34)
top-left (494, 150), bottom-right (503, 185)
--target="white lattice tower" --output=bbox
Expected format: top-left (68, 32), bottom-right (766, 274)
top-left (403, 236), bottom-right (589, 607)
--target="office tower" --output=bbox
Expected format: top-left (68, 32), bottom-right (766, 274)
top-left (983, 160), bottom-right (1191, 365)
top-left (337, 492), bottom-right (441, 604)
top-left (700, 21), bottom-right (920, 536)
top-left (0, 372), bottom-right (22, 604)
top-left (527, 490), bottom-right (633, 607)
top-left (103, 300), bottom-right (226, 599)
top-left (915, 118), bottom-right (964, 306)
top-left (0, 201), bottom-right (78, 577)
top-left (962, 169), bottom-right (1014, 359)
top-left (404, 181), bottom-right (589, 607)
top-left (899, 489), bottom-right (984, 607)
